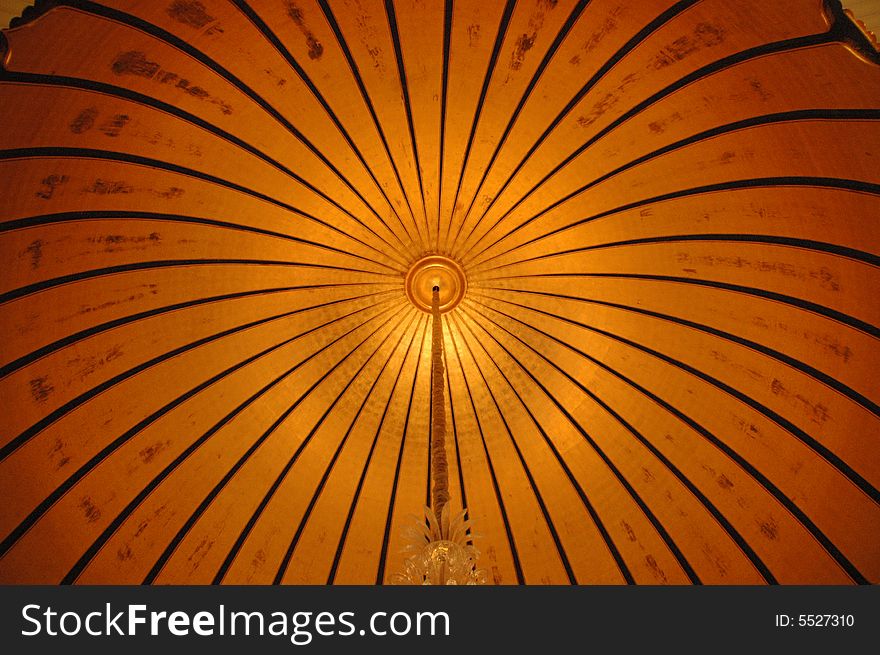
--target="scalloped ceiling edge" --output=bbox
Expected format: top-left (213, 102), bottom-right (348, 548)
top-left (3, 0), bottom-right (879, 64)
top-left (6, 0), bottom-right (59, 29)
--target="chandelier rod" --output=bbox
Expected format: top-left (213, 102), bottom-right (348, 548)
top-left (430, 285), bottom-right (450, 525)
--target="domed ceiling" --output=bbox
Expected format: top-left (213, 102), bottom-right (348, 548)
top-left (0, 0), bottom-right (879, 585)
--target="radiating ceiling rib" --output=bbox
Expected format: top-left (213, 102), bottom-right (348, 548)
top-left (384, 0), bottom-right (439, 248)
top-left (145, 307), bottom-right (422, 586)
top-left (273, 309), bottom-right (420, 585)
top-left (442, 0), bottom-right (517, 256)
top-left (331, 0), bottom-right (430, 249)
top-left (2, 5), bottom-right (414, 260)
top-left (466, 40), bottom-right (880, 265)
top-left (450, 0), bottom-right (591, 253)
top-left (467, 282), bottom-right (880, 468)
top-left (451, 311), bottom-right (581, 585)
top-left (379, 312), bottom-right (432, 583)
top-left (445, 319), bottom-right (525, 584)
top-left (0, 162), bottom-right (402, 274)
top-left (208, 304), bottom-right (413, 585)
top-left (457, 301), bottom-right (770, 584)
top-left (222, 0), bottom-right (423, 252)
top-left (455, 307), bottom-right (704, 585)
top-left (457, 0), bottom-right (838, 264)
top-left (333, 316), bottom-right (429, 585)
top-left (0, 82), bottom-right (411, 269)
top-left (451, 310), bottom-right (642, 585)
top-left (315, 0), bottom-right (425, 250)
top-left (442, 323), bottom-right (468, 523)
top-left (450, 0), bottom-right (700, 257)
top-left (463, 294), bottom-right (875, 582)
top-left (178, 303), bottom-right (414, 585)
top-left (0, 294), bottom-right (408, 583)
top-left (152, 311), bottom-right (428, 585)
top-left (464, 298), bottom-right (844, 582)
top-left (90, 300), bottom-right (406, 585)
top-left (0, 289), bottom-right (398, 461)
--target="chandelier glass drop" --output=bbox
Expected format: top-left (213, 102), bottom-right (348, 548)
top-left (391, 285), bottom-right (487, 585)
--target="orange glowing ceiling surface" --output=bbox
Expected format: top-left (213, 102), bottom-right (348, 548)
top-left (0, 0), bottom-right (878, 585)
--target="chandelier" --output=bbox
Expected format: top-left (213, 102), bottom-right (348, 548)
top-left (392, 282), bottom-right (486, 585)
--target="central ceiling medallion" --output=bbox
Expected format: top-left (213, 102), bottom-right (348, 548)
top-left (404, 255), bottom-right (467, 313)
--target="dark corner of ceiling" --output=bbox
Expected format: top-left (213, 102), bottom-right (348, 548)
top-left (7, 0), bottom-right (61, 30)
top-left (0, 30), bottom-right (8, 69)
top-left (824, 0), bottom-right (880, 64)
